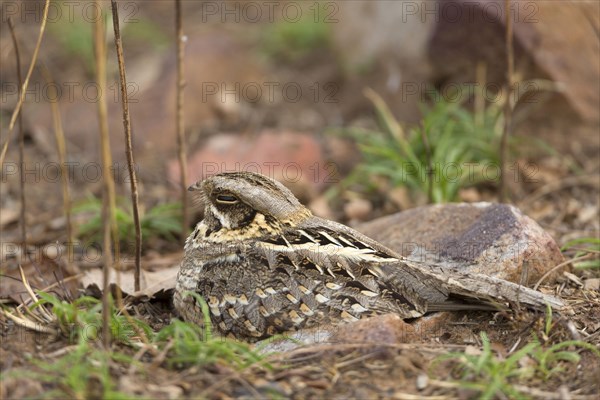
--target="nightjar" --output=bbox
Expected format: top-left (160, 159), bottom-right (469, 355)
top-left (174, 172), bottom-right (563, 341)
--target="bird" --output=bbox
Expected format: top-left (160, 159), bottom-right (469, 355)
top-left (174, 171), bottom-right (563, 341)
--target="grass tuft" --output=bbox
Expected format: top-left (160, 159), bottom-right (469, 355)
top-left (561, 237), bottom-right (600, 270)
top-left (261, 3), bottom-right (331, 62)
top-left (74, 196), bottom-right (182, 247)
top-left (335, 89), bottom-right (508, 203)
top-left (34, 291), bottom-right (151, 345)
top-left (433, 331), bottom-right (600, 399)
top-left (28, 342), bottom-right (134, 400)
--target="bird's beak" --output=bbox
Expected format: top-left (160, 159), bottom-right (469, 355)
top-left (188, 182), bottom-right (201, 191)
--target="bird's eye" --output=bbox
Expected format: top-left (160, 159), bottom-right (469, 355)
top-left (216, 194), bottom-right (239, 204)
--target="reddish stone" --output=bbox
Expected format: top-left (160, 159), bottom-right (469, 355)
top-left (169, 130), bottom-right (329, 202)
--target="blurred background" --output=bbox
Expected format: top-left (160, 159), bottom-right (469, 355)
top-left (1, 0), bottom-right (599, 248)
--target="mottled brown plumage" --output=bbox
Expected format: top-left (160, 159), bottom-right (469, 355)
top-left (174, 172), bottom-right (563, 341)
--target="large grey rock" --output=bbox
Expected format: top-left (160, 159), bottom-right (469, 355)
top-left (357, 202), bottom-right (564, 285)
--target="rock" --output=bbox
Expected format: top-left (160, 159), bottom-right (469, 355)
top-left (428, 0), bottom-right (599, 153)
top-left (257, 314), bottom-right (418, 354)
top-left (577, 205), bottom-right (599, 225)
top-left (329, 314), bottom-right (417, 345)
top-left (389, 187), bottom-right (413, 210)
top-left (256, 325), bottom-right (333, 354)
top-left (583, 278), bottom-right (599, 291)
top-left (458, 188), bottom-right (482, 203)
top-left (409, 312), bottom-right (460, 341)
top-left (357, 202), bottom-right (564, 285)
top-left (343, 198), bottom-right (373, 222)
top-left (169, 130), bottom-right (329, 203)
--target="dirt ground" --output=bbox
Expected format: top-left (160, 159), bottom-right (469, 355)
top-left (1, 280), bottom-right (599, 398)
top-left (1, 143), bottom-right (598, 398)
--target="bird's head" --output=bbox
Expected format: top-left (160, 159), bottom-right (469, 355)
top-left (188, 172), bottom-right (312, 237)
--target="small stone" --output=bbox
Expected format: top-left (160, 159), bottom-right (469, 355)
top-left (49, 216), bottom-right (66, 230)
top-left (0, 208), bottom-right (19, 227)
top-left (309, 195), bottom-right (334, 220)
top-left (330, 314), bottom-right (416, 345)
top-left (389, 187), bottom-right (412, 210)
top-left (458, 187), bottom-right (481, 203)
top-left (584, 278), bottom-right (599, 291)
top-left (564, 272), bottom-right (584, 287)
top-left (416, 374), bottom-right (428, 390)
top-left (344, 198), bottom-right (372, 221)
top-left (170, 130), bottom-right (329, 203)
top-left (43, 245), bottom-right (62, 259)
top-left (577, 205), bottom-right (598, 224)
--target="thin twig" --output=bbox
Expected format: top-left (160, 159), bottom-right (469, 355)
top-left (0, 309), bottom-right (57, 335)
top-left (533, 253), bottom-right (595, 291)
top-left (39, 65), bottom-right (73, 261)
top-left (94, 1), bottom-right (116, 349)
top-left (93, 1), bottom-right (146, 346)
top-left (518, 174), bottom-right (600, 207)
top-left (111, 0), bottom-right (142, 291)
top-left (94, 0), bottom-right (121, 272)
top-left (175, 0), bottom-right (189, 244)
top-left (91, 7), bottom-right (151, 345)
top-left (1, 0), bottom-right (50, 166)
top-left (101, 185), bottom-right (113, 348)
top-left (499, 0), bottom-right (514, 202)
top-left (17, 296), bottom-right (48, 325)
top-left (7, 18), bottom-right (27, 259)
top-left (18, 266), bottom-right (54, 322)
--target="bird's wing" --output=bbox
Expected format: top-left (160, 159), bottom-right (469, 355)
top-left (296, 217), bottom-right (565, 313)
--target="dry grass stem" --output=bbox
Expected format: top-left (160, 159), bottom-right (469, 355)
top-left (0, 309), bottom-right (57, 335)
top-left (175, 0), bottom-right (190, 244)
top-left (17, 266), bottom-right (54, 323)
top-left (101, 194), bottom-right (113, 348)
top-left (519, 174), bottom-right (600, 206)
top-left (39, 65), bottom-right (73, 260)
top-left (7, 18), bottom-right (27, 258)
top-left (533, 253), bottom-right (596, 291)
top-left (94, 1), bottom-right (121, 274)
top-left (499, 0), bottom-right (515, 201)
top-left (93, 1), bottom-right (115, 348)
top-left (92, 7), bottom-right (145, 347)
top-left (111, 0), bottom-right (142, 291)
top-left (1, 0), bottom-right (50, 166)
